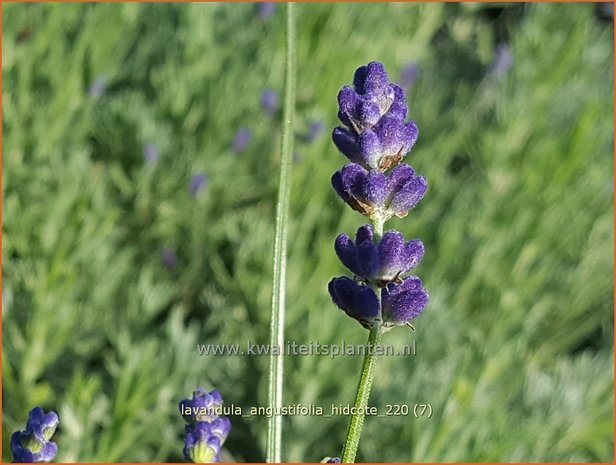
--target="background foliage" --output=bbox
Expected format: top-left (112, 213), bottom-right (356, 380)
top-left (2, 2), bottom-right (614, 462)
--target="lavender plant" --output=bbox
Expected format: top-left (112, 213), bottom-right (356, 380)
top-left (11, 407), bottom-right (59, 463)
top-left (328, 62), bottom-right (429, 462)
top-left (179, 388), bottom-right (232, 463)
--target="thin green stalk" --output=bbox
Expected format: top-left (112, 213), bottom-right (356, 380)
top-left (341, 217), bottom-right (385, 463)
top-left (341, 325), bottom-right (384, 463)
top-left (266, 3), bottom-right (296, 463)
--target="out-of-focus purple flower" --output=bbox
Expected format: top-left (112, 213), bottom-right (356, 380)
top-left (331, 163), bottom-right (427, 221)
top-left (261, 89), bottom-right (279, 115)
top-left (335, 224), bottom-right (424, 285)
top-left (11, 407), bottom-right (59, 463)
top-left (322, 458), bottom-right (341, 463)
top-left (488, 43), bottom-right (513, 78)
top-left (88, 75), bottom-right (108, 98)
top-left (328, 277), bottom-right (379, 328)
top-left (399, 62), bottom-right (420, 89)
top-left (333, 62), bottom-right (419, 171)
top-left (305, 120), bottom-right (324, 143)
top-left (143, 143), bottom-right (159, 164)
top-left (381, 276), bottom-right (429, 327)
top-left (189, 173), bottom-right (208, 197)
top-left (161, 249), bottom-right (178, 270)
top-left (256, 2), bottom-right (276, 20)
top-left (232, 128), bottom-right (252, 154)
top-left (180, 388), bottom-right (231, 463)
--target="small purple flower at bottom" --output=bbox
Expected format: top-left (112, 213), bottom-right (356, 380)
top-left (321, 457), bottom-right (341, 463)
top-left (232, 128), bottom-right (252, 154)
top-left (180, 389), bottom-right (231, 463)
top-left (381, 276), bottom-right (429, 327)
top-left (335, 224), bottom-right (424, 285)
top-left (179, 388), bottom-right (224, 424)
top-left (11, 407), bottom-right (59, 463)
top-left (183, 420), bottom-right (230, 463)
top-left (189, 173), bottom-right (208, 197)
top-left (331, 163), bottom-right (427, 221)
top-left (328, 277), bottom-right (379, 328)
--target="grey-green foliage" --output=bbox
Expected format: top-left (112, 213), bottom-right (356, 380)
top-left (2, 2), bottom-right (613, 463)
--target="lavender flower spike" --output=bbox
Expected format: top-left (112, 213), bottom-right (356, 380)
top-left (333, 62), bottom-right (419, 171)
top-left (11, 407), bottom-right (59, 463)
top-left (180, 388), bottom-right (231, 463)
top-left (335, 224), bottom-right (424, 286)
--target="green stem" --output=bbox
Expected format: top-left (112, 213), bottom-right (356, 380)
top-left (266, 3), bottom-right (295, 464)
top-left (341, 217), bottom-right (385, 463)
top-left (341, 325), bottom-right (384, 463)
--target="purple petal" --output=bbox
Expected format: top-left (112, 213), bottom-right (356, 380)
top-left (361, 170), bottom-right (388, 206)
top-left (389, 174), bottom-right (428, 217)
top-left (334, 233), bottom-right (362, 276)
top-left (358, 128), bottom-right (383, 169)
top-left (378, 233), bottom-right (425, 279)
top-left (388, 84), bottom-right (408, 120)
top-left (332, 127), bottom-right (362, 163)
top-left (337, 86), bottom-right (361, 128)
top-left (354, 224), bottom-right (374, 244)
top-left (381, 276), bottom-right (429, 326)
top-left (328, 277), bottom-right (379, 326)
top-left (358, 99), bottom-right (382, 128)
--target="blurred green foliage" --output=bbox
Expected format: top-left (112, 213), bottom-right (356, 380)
top-left (2, 2), bottom-right (613, 462)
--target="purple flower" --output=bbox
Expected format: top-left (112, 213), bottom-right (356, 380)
top-left (11, 407), bottom-right (59, 463)
top-left (324, 458), bottom-right (341, 463)
top-left (143, 143), bottom-right (159, 164)
top-left (88, 75), bottom-right (108, 98)
top-left (189, 173), bottom-right (208, 197)
top-left (331, 163), bottom-right (427, 221)
top-left (381, 276), bottom-right (429, 327)
top-left (232, 128), bottom-right (252, 154)
top-left (399, 62), bottom-right (420, 89)
top-left (180, 388), bottom-right (231, 463)
top-left (161, 249), bottom-right (178, 270)
top-left (335, 224), bottom-right (424, 285)
top-left (328, 277), bottom-right (379, 328)
top-left (261, 89), bottom-right (279, 115)
top-left (179, 388), bottom-right (224, 424)
top-left (256, 2), bottom-right (276, 20)
top-left (305, 120), bottom-right (324, 143)
top-left (328, 276), bottom-right (428, 329)
top-left (333, 62), bottom-right (418, 171)
top-left (489, 43), bottom-right (513, 78)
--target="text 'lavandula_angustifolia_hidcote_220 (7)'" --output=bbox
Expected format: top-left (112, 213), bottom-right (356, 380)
top-left (328, 62), bottom-right (429, 462)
